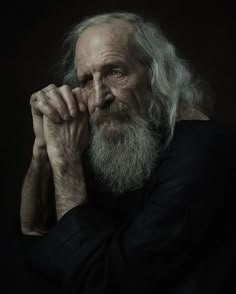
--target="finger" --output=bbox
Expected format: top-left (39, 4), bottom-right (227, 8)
top-left (30, 91), bottom-right (61, 123)
top-left (59, 85), bottom-right (79, 117)
top-left (72, 87), bottom-right (88, 112)
top-left (42, 83), bottom-right (58, 93)
top-left (44, 88), bottom-right (70, 120)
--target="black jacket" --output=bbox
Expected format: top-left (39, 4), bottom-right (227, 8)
top-left (2, 120), bottom-right (236, 294)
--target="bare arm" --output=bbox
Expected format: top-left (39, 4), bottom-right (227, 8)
top-left (43, 109), bottom-right (89, 220)
top-left (20, 141), bottom-right (55, 235)
top-left (20, 84), bottom-right (62, 236)
top-left (21, 84), bottom-right (88, 233)
top-left (52, 159), bottom-right (87, 220)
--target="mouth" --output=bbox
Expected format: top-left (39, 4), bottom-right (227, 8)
top-left (90, 111), bottom-right (131, 128)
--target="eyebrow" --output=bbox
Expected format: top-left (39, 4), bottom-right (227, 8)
top-left (77, 61), bottom-right (129, 81)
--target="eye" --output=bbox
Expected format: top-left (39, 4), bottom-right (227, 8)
top-left (111, 69), bottom-right (123, 77)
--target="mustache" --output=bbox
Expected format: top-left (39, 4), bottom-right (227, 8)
top-left (90, 102), bottom-right (132, 126)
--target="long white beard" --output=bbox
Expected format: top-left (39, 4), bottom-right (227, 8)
top-left (87, 103), bottom-right (160, 195)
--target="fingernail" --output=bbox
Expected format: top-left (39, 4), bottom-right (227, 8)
top-left (70, 110), bottom-right (77, 117)
top-left (79, 104), bottom-right (87, 112)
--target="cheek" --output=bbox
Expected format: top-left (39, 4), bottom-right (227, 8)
top-left (110, 80), bottom-right (144, 111)
top-left (111, 85), bottom-right (138, 108)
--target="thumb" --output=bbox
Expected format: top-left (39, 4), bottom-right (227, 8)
top-left (72, 87), bottom-right (88, 112)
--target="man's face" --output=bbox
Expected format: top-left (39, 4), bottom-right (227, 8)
top-left (75, 20), bottom-right (150, 133)
top-left (75, 20), bottom-right (159, 194)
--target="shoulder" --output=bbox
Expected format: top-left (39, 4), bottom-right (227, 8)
top-left (150, 120), bottom-right (236, 208)
top-left (159, 120), bottom-right (235, 180)
top-left (165, 120), bottom-right (234, 158)
top-left (171, 120), bottom-right (227, 146)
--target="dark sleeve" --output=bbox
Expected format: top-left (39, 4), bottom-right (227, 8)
top-left (28, 126), bottom-right (231, 294)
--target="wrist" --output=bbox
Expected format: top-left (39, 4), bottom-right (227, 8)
top-left (51, 159), bottom-right (87, 219)
top-left (33, 139), bottom-right (47, 157)
top-left (47, 149), bottom-right (83, 176)
top-left (32, 140), bottom-right (51, 170)
top-left (52, 156), bottom-right (83, 175)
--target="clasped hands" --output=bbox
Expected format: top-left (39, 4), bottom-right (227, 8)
top-left (30, 84), bottom-right (89, 219)
top-left (30, 83), bottom-right (89, 158)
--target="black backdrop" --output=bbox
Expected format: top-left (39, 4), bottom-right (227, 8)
top-left (1, 0), bottom-right (235, 237)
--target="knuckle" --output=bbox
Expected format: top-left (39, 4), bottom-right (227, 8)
top-left (30, 95), bottom-right (35, 105)
top-left (48, 88), bottom-right (57, 94)
top-left (43, 84), bottom-right (57, 93)
top-left (30, 92), bottom-right (39, 102)
top-left (47, 83), bottom-right (56, 89)
top-left (30, 93), bottom-right (35, 99)
top-left (37, 99), bottom-right (45, 108)
top-left (60, 84), bottom-right (70, 91)
top-left (48, 108), bottom-right (56, 116)
top-left (38, 90), bottom-right (44, 96)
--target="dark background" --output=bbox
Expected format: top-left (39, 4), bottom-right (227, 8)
top-left (1, 0), bottom-right (235, 237)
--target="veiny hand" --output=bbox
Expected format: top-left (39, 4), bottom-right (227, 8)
top-left (30, 84), bottom-right (87, 150)
top-left (43, 111), bottom-right (89, 168)
top-left (29, 84), bottom-right (89, 219)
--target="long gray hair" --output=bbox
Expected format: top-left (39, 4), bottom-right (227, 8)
top-left (56, 12), bottom-right (211, 148)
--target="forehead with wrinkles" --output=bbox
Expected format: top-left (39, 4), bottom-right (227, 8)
top-left (75, 20), bottom-right (136, 68)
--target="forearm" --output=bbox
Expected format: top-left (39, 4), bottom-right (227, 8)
top-left (20, 141), bottom-right (53, 235)
top-left (51, 159), bottom-right (87, 220)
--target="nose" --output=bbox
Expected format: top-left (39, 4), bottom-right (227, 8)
top-left (89, 78), bottom-right (114, 113)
